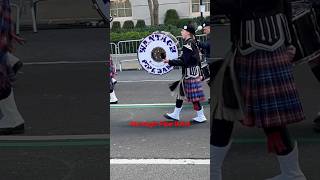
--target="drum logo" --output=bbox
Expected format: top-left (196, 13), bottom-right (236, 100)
top-left (138, 32), bottom-right (178, 75)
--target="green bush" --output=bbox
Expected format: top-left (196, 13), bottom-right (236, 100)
top-left (135, 20), bottom-right (146, 29)
top-left (176, 18), bottom-right (193, 28)
top-left (111, 21), bottom-right (121, 31)
top-left (164, 9), bottom-right (179, 26)
top-left (122, 20), bottom-right (135, 29)
top-left (110, 24), bottom-right (192, 44)
top-left (193, 16), bottom-right (205, 27)
top-left (205, 16), bottom-right (210, 23)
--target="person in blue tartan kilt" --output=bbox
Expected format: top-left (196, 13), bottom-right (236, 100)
top-left (211, 0), bottom-right (306, 180)
top-left (162, 24), bottom-right (207, 123)
top-left (0, 0), bottom-right (25, 135)
top-left (109, 57), bottom-right (118, 104)
top-left (108, 1), bottom-right (117, 104)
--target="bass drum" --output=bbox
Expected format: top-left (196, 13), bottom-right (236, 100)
top-left (92, 0), bottom-right (109, 22)
top-left (291, 1), bottom-right (320, 65)
top-left (137, 31), bottom-right (179, 75)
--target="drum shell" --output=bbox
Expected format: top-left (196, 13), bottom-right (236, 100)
top-left (292, 3), bottom-right (320, 64)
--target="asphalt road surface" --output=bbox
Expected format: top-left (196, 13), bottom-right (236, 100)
top-left (0, 28), bottom-right (108, 180)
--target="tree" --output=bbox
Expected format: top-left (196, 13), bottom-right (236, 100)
top-left (147, 0), bottom-right (159, 26)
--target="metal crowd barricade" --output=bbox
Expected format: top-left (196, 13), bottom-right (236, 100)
top-left (116, 39), bottom-right (143, 71)
top-left (117, 39), bottom-right (143, 54)
top-left (109, 43), bottom-right (118, 72)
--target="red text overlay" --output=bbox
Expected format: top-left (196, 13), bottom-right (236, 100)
top-left (129, 121), bottom-right (191, 128)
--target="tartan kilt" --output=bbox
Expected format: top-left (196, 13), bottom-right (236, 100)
top-left (0, 0), bottom-right (13, 57)
top-left (234, 46), bottom-right (305, 128)
top-left (183, 76), bottom-right (206, 102)
top-left (109, 57), bottom-right (116, 78)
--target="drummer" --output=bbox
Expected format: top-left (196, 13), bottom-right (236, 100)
top-left (198, 21), bottom-right (211, 61)
top-left (198, 21), bottom-right (211, 102)
top-left (162, 24), bottom-right (207, 123)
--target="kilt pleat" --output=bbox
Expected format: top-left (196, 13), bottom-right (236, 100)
top-left (234, 46), bottom-right (305, 128)
top-left (183, 76), bottom-right (205, 102)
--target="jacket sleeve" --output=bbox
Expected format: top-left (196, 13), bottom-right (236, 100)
top-left (168, 56), bottom-right (185, 67)
top-left (168, 59), bottom-right (184, 67)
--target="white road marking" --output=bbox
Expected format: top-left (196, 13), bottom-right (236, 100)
top-left (0, 134), bottom-right (109, 141)
top-left (24, 61), bottom-right (106, 65)
top-left (111, 103), bottom-right (176, 107)
top-left (110, 159), bottom-right (210, 165)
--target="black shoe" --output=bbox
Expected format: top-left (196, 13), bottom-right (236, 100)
top-left (0, 123), bottom-right (25, 135)
top-left (189, 120), bottom-right (206, 125)
top-left (12, 61), bottom-right (23, 75)
top-left (110, 101), bottom-right (118, 104)
top-left (314, 115), bottom-right (320, 132)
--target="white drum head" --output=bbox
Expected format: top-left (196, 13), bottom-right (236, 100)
top-left (137, 32), bottom-right (178, 75)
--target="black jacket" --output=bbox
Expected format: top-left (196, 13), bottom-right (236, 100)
top-left (198, 36), bottom-right (211, 59)
top-left (168, 37), bottom-right (200, 74)
top-left (213, 0), bottom-right (293, 54)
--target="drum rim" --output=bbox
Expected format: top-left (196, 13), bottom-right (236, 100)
top-left (137, 32), bottom-right (178, 75)
top-left (92, 0), bottom-right (108, 21)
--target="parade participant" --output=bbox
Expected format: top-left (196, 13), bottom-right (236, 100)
top-left (198, 21), bottom-right (211, 103)
top-left (109, 57), bottom-right (118, 104)
top-left (211, 0), bottom-right (306, 179)
top-left (107, 0), bottom-right (118, 104)
top-left (198, 21), bottom-right (211, 60)
top-left (0, 0), bottom-right (25, 135)
top-left (162, 24), bottom-right (207, 123)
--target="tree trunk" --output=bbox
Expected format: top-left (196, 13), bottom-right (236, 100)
top-left (147, 0), bottom-right (154, 25)
top-left (153, 0), bottom-right (159, 25)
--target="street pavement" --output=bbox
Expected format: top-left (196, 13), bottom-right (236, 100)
top-left (0, 27), bottom-right (108, 180)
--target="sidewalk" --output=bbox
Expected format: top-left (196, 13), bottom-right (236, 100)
top-left (12, 0), bottom-right (103, 26)
top-left (15, 28), bottom-right (106, 62)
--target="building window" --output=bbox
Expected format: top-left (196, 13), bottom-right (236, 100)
top-left (110, 0), bottom-right (132, 18)
top-left (191, 0), bottom-right (210, 13)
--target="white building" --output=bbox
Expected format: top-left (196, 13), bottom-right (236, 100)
top-left (110, 0), bottom-right (210, 26)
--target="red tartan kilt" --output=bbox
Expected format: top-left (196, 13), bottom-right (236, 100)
top-left (234, 46), bottom-right (305, 128)
top-left (183, 76), bottom-right (206, 102)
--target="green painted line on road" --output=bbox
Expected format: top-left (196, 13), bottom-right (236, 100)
top-left (1, 137), bottom-right (320, 148)
top-left (0, 139), bottom-right (109, 148)
top-left (234, 138), bottom-right (320, 144)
